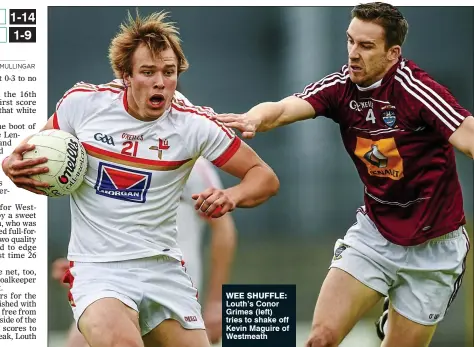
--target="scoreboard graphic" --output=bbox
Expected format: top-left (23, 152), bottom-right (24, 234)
top-left (0, 9), bottom-right (36, 43)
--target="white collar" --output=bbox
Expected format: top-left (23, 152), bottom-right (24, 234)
top-left (356, 79), bottom-right (382, 91)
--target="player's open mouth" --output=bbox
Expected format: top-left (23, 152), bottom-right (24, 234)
top-left (350, 65), bottom-right (363, 72)
top-left (148, 94), bottom-right (165, 108)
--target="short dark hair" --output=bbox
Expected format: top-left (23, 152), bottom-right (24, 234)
top-left (351, 2), bottom-right (409, 49)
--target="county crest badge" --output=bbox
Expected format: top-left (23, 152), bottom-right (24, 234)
top-left (381, 105), bottom-right (397, 128)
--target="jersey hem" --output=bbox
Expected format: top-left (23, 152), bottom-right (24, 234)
top-left (378, 221), bottom-right (466, 246)
top-left (67, 249), bottom-right (182, 263)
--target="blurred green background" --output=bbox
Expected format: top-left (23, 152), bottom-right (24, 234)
top-left (47, 6), bottom-right (473, 346)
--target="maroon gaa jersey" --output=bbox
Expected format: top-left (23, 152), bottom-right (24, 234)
top-left (295, 58), bottom-right (472, 246)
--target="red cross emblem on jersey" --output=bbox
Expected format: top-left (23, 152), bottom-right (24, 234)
top-left (149, 138), bottom-right (170, 159)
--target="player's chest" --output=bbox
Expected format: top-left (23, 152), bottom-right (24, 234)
top-left (337, 96), bottom-right (425, 180)
top-left (337, 91), bottom-right (425, 141)
top-left (77, 119), bottom-right (193, 203)
top-left (77, 117), bottom-right (190, 163)
top-left (340, 96), bottom-right (406, 133)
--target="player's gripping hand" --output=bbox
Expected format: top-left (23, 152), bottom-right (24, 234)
top-left (192, 187), bottom-right (236, 218)
top-left (211, 113), bottom-right (259, 139)
top-left (2, 143), bottom-right (50, 195)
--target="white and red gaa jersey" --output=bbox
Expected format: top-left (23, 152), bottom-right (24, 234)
top-left (177, 157), bottom-right (224, 290)
top-left (53, 80), bottom-right (240, 262)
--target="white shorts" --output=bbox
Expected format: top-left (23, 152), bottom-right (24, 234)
top-left (63, 255), bottom-right (204, 335)
top-left (330, 207), bottom-right (470, 325)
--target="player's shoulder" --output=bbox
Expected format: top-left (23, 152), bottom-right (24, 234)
top-left (294, 64), bottom-right (350, 99)
top-left (169, 92), bottom-right (236, 141)
top-left (170, 92), bottom-right (218, 125)
top-left (57, 79), bottom-right (124, 109)
top-left (395, 59), bottom-right (447, 91)
top-left (314, 64), bottom-right (349, 86)
top-left (172, 92), bottom-right (216, 116)
top-left (394, 58), bottom-right (454, 103)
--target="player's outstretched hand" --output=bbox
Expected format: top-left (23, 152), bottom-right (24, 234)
top-left (203, 300), bottom-right (222, 344)
top-left (2, 143), bottom-right (50, 195)
top-left (192, 187), bottom-right (236, 218)
top-left (211, 113), bottom-right (258, 139)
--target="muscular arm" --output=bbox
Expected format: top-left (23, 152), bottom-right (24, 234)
top-left (219, 141), bottom-right (279, 208)
top-left (248, 96), bottom-right (316, 132)
top-left (449, 116), bottom-right (474, 158)
top-left (192, 140), bottom-right (279, 217)
top-left (216, 96), bottom-right (316, 138)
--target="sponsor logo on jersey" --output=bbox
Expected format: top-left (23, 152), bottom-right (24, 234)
top-left (94, 133), bottom-right (115, 146)
top-left (363, 145), bottom-right (388, 168)
top-left (184, 316), bottom-right (198, 322)
top-left (95, 162), bottom-right (151, 203)
top-left (122, 132), bottom-right (144, 141)
top-left (149, 138), bottom-right (170, 159)
top-left (381, 105), bottom-right (397, 128)
top-left (355, 137), bottom-right (404, 180)
top-left (350, 99), bottom-right (373, 111)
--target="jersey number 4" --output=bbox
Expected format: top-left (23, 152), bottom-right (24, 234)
top-left (365, 109), bottom-right (376, 124)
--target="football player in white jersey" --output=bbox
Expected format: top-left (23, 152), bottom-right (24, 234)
top-left (3, 11), bottom-right (278, 347)
top-left (52, 157), bottom-right (236, 347)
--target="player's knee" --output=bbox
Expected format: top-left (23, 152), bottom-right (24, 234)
top-left (306, 324), bottom-right (338, 347)
top-left (85, 321), bottom-right (142, 347)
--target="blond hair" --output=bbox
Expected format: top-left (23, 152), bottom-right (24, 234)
top-left (108, 10), bottom-right (189, 79)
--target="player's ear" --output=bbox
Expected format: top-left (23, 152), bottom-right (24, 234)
top-left (123, 73), bottom-right (131, 87)
top-left (387, 45), bottom-right (401, 62)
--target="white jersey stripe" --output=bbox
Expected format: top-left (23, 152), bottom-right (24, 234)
top-left (394, 76), bottom-right (456, 132)
top-left (298, 75), bottom-right (349, 99)
top-left (397, 69), bottom-right (461, 127)
top-left (177, 97), bottom-right (217, 115)
top-left (352, 126), bottom-right (403, 135)
top-left (172, 102), bottom-right (234, 139)
top-left (298, 70), bottom-right (349, 98)
top-left (365, 186), bottom-right (431, 208)
top-left (402, 66), bottom-right (465, 122)
top-left (301, 68), bottom-right (348, 95)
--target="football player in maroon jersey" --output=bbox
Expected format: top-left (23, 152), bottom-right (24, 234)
top-left (214, 3), bottom-right (472, 347)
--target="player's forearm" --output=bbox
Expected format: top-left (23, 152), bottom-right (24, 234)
top-left (247, 102), bottom-right (286, 132)
top-left (206, 216), bottom-right (237, 302)
top-left (226, 164), bottom-right (279, 208)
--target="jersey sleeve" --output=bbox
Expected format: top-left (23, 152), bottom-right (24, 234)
top-left (52, 82), bottom-right (93, 135)
top-left (175, 97), bottom-right (241, 167)
top-left (186, 157), bottom-right (223, 196)
top-left (192, 112), bottom-right (241, 167)
top-left (410, 72), bottom-right (472, 140)
top-left (293, 67), bottom-right (348, 121)
top-left (190, 157), bottom-right (224, 190)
